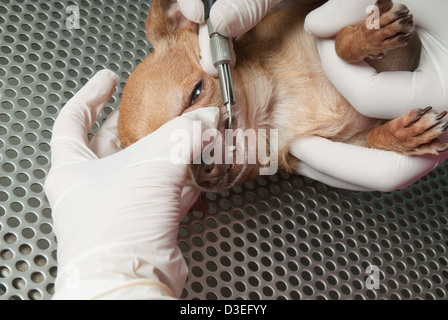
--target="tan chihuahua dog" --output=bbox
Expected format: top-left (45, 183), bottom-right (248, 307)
top-left (118, 0), bottom-right (448, 192)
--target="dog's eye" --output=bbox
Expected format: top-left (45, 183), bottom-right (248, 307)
top-left (190, 81), bottom-right (203, 106)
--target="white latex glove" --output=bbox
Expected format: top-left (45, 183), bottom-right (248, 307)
top-left (305, 0), bottom-right (448, 119)
top-left (290, 0), bottom-right (448, 192)
top-left (45, 69), bottom-right (219, 300)
top-left (291, 136), bottom-right (448, 192)
top-left (177, 0), bottom-right (282, 76)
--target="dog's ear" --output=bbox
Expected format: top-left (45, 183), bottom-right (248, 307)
top-left (145, 0), bottom-right (197, 45)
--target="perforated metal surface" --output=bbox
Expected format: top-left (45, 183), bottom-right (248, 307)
top-left (179, 172), bottom-right (448, 300)
top-left (1, 0), bottom-right (447, 300)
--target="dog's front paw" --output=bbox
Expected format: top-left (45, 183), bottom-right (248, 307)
top-left (335, 0), bottom-right (416, 63)
top-left (365, 0), bottom-right (415, 59)
top-left (368, 107), bottom-right (448, 156)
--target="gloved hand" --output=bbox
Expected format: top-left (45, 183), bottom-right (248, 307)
top-left (290, 0), bottom-right (448, 191)
top-left (304, 0), bottom-right (448, 119)
top-left (45, 69), bottom-right (219, 299)
top-left (290, 136), bottom-right (448, 192)
top-left (177, 0), bottom-right (282, 76)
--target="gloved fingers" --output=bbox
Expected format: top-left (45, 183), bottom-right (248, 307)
top-left (304, 0), bottom-right (376, 37)
top-left (177, 0), bottom-right (205, 24)
top-left (121, 107), bottom-right (220, 165)
top-left (179, 0), bottom-right (282, 37)
top-left (295, 161), bottom-right (372, 191)
top-left (179, 185), bottom-right (202, 219)
top-left (211, 0), bottom-right (282, 38)
top-left (179, 107), bottom-right (220, 164)
top-left (316, 38), bottom-right (448, 118)
top-left (89, 108), bottom-right (123, 158)
top-left (289, 136), bottom-right (446, 192)
top-left (198, 24), bottom-right (219, 77)
top-left (50, 69), bottom-right (118, 165)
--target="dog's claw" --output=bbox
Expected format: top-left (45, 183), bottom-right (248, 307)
top-left (437, 143), bottom-right (448, 153)
top-left (399, 14), bottom-right (413, 25)
top-left (395, 10), bottom-right (409, 18)
top-left (399, 32), bottom-right (413, 42)
top-left (442, 122), bottom-right (448, 132)
top-left (417, 106), bottom-right (433, 117)
top-left (368, 53), bottom-right (385, 60)
top-left (436, 111), bottom-right (448, 121)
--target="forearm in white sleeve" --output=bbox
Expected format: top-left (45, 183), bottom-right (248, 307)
top-left (290, 136), bottom-right (448, 192)
top-left (296, 161), bottom-right (376, 191)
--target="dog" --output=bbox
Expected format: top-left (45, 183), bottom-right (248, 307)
top-left (117, 0), bottom-right (448, 192)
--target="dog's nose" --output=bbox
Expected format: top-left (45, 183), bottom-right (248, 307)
top-left (192, 163), bottom-right (225, 189)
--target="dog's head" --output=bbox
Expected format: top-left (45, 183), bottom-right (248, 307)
top-left (118, 0), bottom-right (273, 191)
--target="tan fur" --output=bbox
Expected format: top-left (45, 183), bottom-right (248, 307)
top-left (118, 0), bottom-right (448, 191)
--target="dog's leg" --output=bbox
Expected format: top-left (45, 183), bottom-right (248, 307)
top-left (332, 0), bottom-right (447, 156)
top-left (367, 107), bottom-right (448, 156)
top-left (335, 0), bottom-right (416, 64)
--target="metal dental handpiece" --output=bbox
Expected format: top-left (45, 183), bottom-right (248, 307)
top-left (202, 0), bottom-right (236, 130)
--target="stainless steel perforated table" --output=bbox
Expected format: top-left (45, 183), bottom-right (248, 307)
top-left (1, 0), bottom-right (447, 300)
